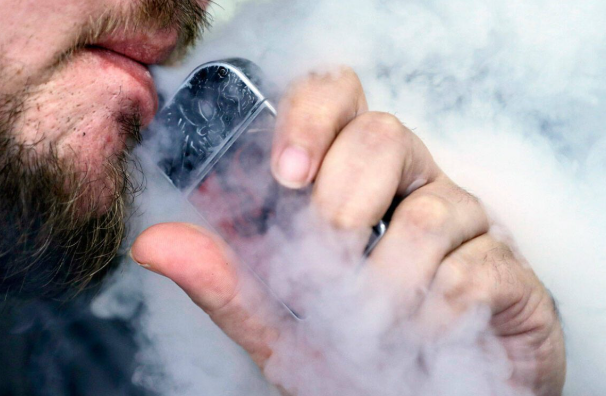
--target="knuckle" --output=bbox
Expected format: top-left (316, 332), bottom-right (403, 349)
top-left (355, 112), bottom-right (409, 150)
top-left (435, 256), bottom-right (470, 300)
top-left (330, 211), bottom-right (362, 230)
top-left (339, 66), bottom-right (364, 95)
top-left (483, 242), bottom-right (516, 268)
top-left (200, 277), bottom-right (240, 314)
top-left (337, 65), bottom-right (357, 78)
top-left (308, 65), bottom-right (359, 85)
top-left (332, 65), bottom-right (360, 86)
top-left (314, 195), bottom-right (367, 230)
top-left (331, 204), bottom-right (367, 230)
top-left (447, 183), bottom-right (481, 206)
top-left (359, 111), bottom-right (404, 132)
top-left (474, 238), bottom-right (522, 291)
top-left (395, 194), bottom-right (453, 236)
top-left (296, 66), bottom-right (361, 98)
top-left (463, 190), bottom-right (481, 206)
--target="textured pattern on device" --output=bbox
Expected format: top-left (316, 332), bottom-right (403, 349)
top-left (156, 65), bottom-right (262, 189)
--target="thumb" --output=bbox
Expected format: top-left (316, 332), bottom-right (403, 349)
top-left (130, 222), bottom-right (288, 368)
top-left (130, 222), bottom-right (238, 312)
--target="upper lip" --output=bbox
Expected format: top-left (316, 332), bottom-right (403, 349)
top-left (92, 28), bottom-right (180, 65)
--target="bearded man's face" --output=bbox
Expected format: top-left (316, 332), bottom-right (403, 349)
top-left (0, 0), bottom-right (209, 298)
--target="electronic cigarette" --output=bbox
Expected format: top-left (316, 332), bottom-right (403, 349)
top-left (147, 59), bottom-right (386, 313)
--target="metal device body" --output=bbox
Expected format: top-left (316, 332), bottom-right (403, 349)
top-left (148, 59), bottom-right (386, 314)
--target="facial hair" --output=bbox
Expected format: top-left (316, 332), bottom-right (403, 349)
top-left (0, 92), bottom-right (134, 298)
top-left (0, 0), bottom-right (210, 299)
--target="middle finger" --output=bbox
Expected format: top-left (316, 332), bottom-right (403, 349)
top-left (311, 111), bottom-right (443, 232)
top-left (367, 181), bottom-right (489, 312)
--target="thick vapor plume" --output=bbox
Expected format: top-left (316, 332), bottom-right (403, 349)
top-left (93, 0), bottom-right (606, 395)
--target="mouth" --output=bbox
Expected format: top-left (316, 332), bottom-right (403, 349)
top-left (94, 29), bottom-right (179, 65)
top-left (84, 29), bottom-right (180, 126)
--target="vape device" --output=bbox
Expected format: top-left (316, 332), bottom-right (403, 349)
top-left (148, 59), bottom-right (386, 311)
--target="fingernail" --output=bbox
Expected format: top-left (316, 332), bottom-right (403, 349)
top-left (128, 249), bottom-right (152, 270)
top-left (276, 145), bottom-right (311, 188)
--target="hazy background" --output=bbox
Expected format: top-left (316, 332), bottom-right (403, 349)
top-left (94, 0), bottom-right (606, 394)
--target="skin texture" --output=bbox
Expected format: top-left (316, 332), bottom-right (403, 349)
top-left (1, 0), bottom-right (207, 197)
top-left (0, 0), bottom-right (565, 394)
top-left (132, 70), bottom-right (566, 395)
top-left (0, 0), bottom-right (208, 295)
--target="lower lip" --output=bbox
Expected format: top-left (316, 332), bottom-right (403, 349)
top-left (85, 47), bottom-right (158, 126)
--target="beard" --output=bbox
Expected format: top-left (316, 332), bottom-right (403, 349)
top-left (0, 93), bottom-right (139, 299)
top-left (0, 0), bottom-right (210, 299)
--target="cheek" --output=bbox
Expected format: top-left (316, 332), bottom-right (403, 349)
top-left (14, 51), bottom-right (140, 181)
top-left (0, 0), bottom-right (106, 92)
top-left (20, 80), bottom-right (123, 168)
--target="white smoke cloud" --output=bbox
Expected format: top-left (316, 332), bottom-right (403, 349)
top-left (93, 0), bottom-right (606, 395)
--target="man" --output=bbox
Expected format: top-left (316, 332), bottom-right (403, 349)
top-left (0, 0), bottom-right (565, 395)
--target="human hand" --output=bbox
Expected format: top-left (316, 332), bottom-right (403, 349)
top-left (130, 67), bottom-right (565, 395)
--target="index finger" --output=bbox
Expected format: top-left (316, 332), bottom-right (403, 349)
top-left (271, 66), bottom-right (368, 188)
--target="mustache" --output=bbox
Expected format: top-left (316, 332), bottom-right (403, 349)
top-left (134, 0), bottom-right (213, 59)
top-left (56, 0), bottom-right (213, 69)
